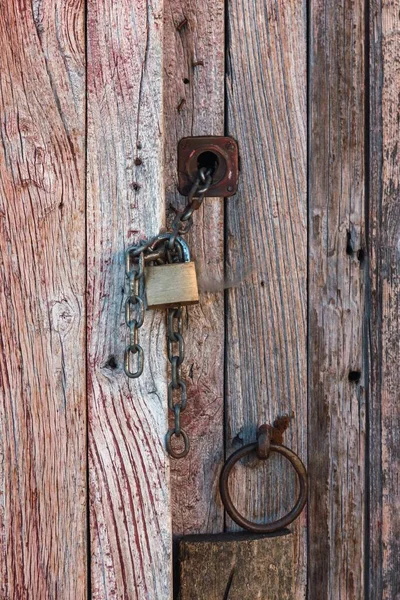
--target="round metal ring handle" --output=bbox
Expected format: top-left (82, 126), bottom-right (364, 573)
top-left (219, 443), bottom-right (307, 533)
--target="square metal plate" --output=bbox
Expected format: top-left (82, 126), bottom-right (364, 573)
top-left (178, 136), bottom-right (239, 197)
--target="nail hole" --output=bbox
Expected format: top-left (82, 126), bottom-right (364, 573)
top-left (105, 355), bottom-right (118, 370)
top-left (134, 157), bottom-right (142, 166)
top-left (131, 182), bottom-right (141, 191)
top-left (346, 230), bottom-right (355, 256)
top-left (183, 77), bottom-right (190, 84)
top-left (348, 370), bottom-right (361, 383)
top-left (260, 280), bottom-right (265, 287)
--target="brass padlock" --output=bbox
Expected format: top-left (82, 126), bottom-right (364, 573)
top-left (145, 238), bottom-right (199, 309)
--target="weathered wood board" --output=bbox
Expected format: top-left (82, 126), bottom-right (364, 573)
top-left (178, 532), bottom-right (294, 600)
top-left (164, 0), bottom-right (225, 536)
top-left (368, 2), bottom-right (400, 598)
top-left (0, 1), bottom-right (86, 598)
top-left (225, 0), bottom-right (307, 597)
top-left (86, 0), bottom-right (172, 598)
top-left (308, 0), bottom-right (366, 597)
top-left (0, 0), bottom-right (398, 598)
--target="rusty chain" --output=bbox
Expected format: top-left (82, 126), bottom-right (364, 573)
top-left (165, 306), bottom-right (189, 458)
top-left (124, 167), bottom-right (213, 457)
top-left (168, 166), bottom-right (213, 248)
top-left (124, 251), bottom-right (145, 378)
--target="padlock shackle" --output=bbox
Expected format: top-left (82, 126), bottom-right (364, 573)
top-left (148, 233), bottom-right (191, 263)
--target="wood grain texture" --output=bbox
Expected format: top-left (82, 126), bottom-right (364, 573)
top-left (179, 532), bottom-right (294, 600)
top-left (163, 1), bottom-right (225, 535)
top-left (225, 0), bottom-right (307, 597)
top-left (308, 0), bottom-right (366, 597)
top-left (86, 0), bottom-right (172, 598)
top-left (0, 1), bottom-right (86, 598)
top-left (368, 2), bottom-right (400, 598)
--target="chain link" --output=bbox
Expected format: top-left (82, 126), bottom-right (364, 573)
top-left (168, 166), bottom-right (213, 249)
top-left (123, 166), bottom-right (214, 457)
top-left (166, 306), bottom-right (189, 458)
top-left (124, 251), bottom-right (145, 378)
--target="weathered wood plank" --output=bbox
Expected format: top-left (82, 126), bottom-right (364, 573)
top-left (0, 1), bottom-right (86, 598)
top-left (86, 0), bottom-right (171, 598)
top-left (368, 2), bottom-right (400, 598)
top-left (225, 1), bottom-right (307, 596)
top-left (308, 0), bottom-right (366, 597)
top-left (164, 2), bottom-right (225, 535)
top-left (179, 532), bottom-right (294, 600)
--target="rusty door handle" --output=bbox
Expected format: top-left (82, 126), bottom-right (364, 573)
top-left (219, 422), bottom-right (307, 533)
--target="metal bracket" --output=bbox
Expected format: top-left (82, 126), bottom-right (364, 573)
top-left (178, 136), bottom-right (239, 197)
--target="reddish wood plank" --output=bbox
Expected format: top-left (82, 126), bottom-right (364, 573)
top-left (368, 2), bottom-right (400, 597)
top-left (86, 0), bottom-right (172, 598)
top-left (225, 1), bottom-right (307, 597)
top-left (0, 1), bottom-right (86, 598)
top-left (164, 1), bottom-right (225, 535)
top-left (308, 0), bottom-right (366, 597)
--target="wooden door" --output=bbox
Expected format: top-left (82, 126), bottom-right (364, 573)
top-left (0, 0), bottom-right (398, 599)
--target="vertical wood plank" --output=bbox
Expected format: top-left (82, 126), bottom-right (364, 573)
top-left (225, 1), bottom-right (307, 597)
top-left (368, 2), bottom-right (400, 598)
top-left (164, 2), bottom-right (225, 535)
top-left (0, 1), bottom-right (86, 598)
top-left (308, 0), bottom-right (366, 597)
top-left (86, 0), bottom-right (172, 598)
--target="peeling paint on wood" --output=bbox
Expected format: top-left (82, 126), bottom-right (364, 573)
top-left (0, 1), bottom-right (86, 598)
top-left (87, 0), bottom-right (172, 598)
top-left (164, 0), bottom-right (225, 536)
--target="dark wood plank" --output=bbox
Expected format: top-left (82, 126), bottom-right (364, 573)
top-left (225, 1), bottom-right (307, 596)
top-left (368, 2), bottom-right (400, 598)
top-left (86, 0), bottom-right (172, 597)
top-left (164, 1), bottom-right (225, 535)
top-left (179, 532), bottom-right (294, 600)
top-left (0, 1), bottom-right (86, 597)
top-left (308, 0), bottom-right (366, 596)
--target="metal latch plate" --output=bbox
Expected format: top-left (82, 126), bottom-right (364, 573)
top-left (178, 136), bottom-right (239, 197)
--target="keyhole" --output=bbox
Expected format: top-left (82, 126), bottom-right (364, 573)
top-left (197, 151), bottom-right (219, 176)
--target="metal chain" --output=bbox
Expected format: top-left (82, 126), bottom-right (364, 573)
top-left (168, 166), bottom-right (213, 249)
top-left (124, 251), bottom-right (145, 378)
top-left (165, 306), bottom-right (190, 458)
top-left (123, 166), bottom-right (214, 456)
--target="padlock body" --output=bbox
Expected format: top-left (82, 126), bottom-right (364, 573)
top-left (145, 262), bottom-right (199, 309)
